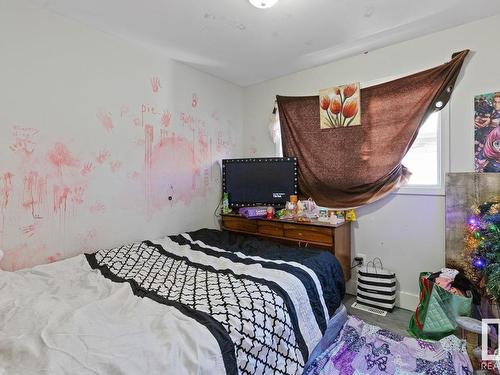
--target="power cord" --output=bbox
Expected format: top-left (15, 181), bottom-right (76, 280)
top-left (350, 257), bottom-right (364, 269)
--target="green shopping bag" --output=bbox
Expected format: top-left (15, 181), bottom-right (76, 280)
top-left (408, 272), bottom-right (472, 340)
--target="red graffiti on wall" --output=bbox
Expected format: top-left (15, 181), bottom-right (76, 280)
top-left (71, 186), bottom-right (85, 205)
top-left (23, 172), bottom-right (46, 219)
top-left (10, 126), bottom-right (39, 156)
top-left (81, 162), bottom-right (94, 176)
top-left (47, 252), bottom-right (62, 263)
top-left (89, 203), bottom-right (106, 214)
top-left (198, 128), bottom-right (209, 159)
top-left (120, 106), bottom-right (130, 118)
top-left (110, 161), bottom-right (122, 173)
top-left (0, 173), bottom-right (13, 246)
top-left (53, 185), bottom-right (71, 214)
top-left (0, 173), bottom-right (13, 211)
top-left (47, 143), bottom-right (79, 170)
top-left (141, 104), bottom-right (158, 129)
top-left (21, 223), bottom-right (38, 238)
top-left (144, 124), bottom-right (154, 219)
top-left (95, 149), bottom-right (110, 164)
top-left (147, 131), bottom-right (201, 212)
top-left (150, 77), bottom-right (161, 93)
top-left (161, 111), bottom-right (171, 128)
top-left (97, 110), bottom-right (114, 132)
top-left (180, 112), bottom-right (194, 127)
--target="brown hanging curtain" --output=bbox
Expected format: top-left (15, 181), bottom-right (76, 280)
top-left (277, 50), bottom-right (469, 208)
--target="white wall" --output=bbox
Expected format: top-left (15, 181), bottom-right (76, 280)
top-left (242, 14), bottom-right (500, 309)
top-left (0, 0), bottom-right (243, 270)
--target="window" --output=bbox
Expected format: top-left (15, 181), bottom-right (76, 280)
top-left (402, 112), bottom-right (440, 185)
top-left (398, 109), bottom-right (448, 195)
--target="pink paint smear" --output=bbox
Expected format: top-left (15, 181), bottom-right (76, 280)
top-left (150, 77), bottom-right (161, 93)
top-left (110, 161), bottom-right (122, 173)
top-left (0, 173), bottom-right (13, 210)
top-left (53, 185), bottom-right (71, 214)
top-left (161, 111), bottom-right (171, 128)
top-left (21, 223), bottom-right (38, 238)
top-left (23, 172), bottom-right (46, 219)
top-left (96, 149), bottom-right (110, 164)
top-left (81, 162), bottom-right (94, 176)
top-left (10, 126), bottom-right (38, 156)
top-left (47, 143), bottom-right (79, 170)
top-left (89, 203), bottom-right (106, 214)
top-left (97, 110), bottom-right (114, 132)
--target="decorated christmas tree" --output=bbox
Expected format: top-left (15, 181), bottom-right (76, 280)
top-left (464, 198), bottom-right (500, 301)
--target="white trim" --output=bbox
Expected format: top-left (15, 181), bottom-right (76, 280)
top-left (395, 108), bottom-right (450, 196)
top-left (397, 291), bottom-right (419, 311)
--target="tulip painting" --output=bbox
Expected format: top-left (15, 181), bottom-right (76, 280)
top-left (319, 82), bottom-right (361, 128)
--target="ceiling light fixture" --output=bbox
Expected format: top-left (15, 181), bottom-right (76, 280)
top-left (249, 0), bottom-right (279, 9)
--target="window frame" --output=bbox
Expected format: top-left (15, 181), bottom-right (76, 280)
top-left (395, 107), bottom-right (449, 196)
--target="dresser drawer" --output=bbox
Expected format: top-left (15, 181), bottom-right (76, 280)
top-left (258, 221), bottom-right (284, 237)
top-left (222, 216), bottom-right (258, 233)
top-left (283, 223), bottom-right (333, 245)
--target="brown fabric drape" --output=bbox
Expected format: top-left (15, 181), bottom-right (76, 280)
top-left (277, 50), bottom-right (469, 208)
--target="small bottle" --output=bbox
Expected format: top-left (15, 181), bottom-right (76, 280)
top-left (222, 192), bottom-right (230, 214)
top-left (266, 206), bottom-right (274, 219)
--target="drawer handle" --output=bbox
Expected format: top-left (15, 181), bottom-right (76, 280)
top-left (298, 232), bottom-right (303, 236)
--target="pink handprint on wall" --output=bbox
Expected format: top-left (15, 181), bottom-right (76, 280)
top-left (95, 149), bottom-right (110, 164)
top-left (150, 77), bottom-right (161, 93)
top-left (97, 110), bottom-right (114, 132)
top-left (161, 111), bottom-right (171, 128)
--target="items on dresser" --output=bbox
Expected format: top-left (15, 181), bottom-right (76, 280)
top-left (222, 192), bottom-right (232, 214)
top-left (238, 206), bottom-right (268, 219)
top-left (221, 213), bottom-right (352, 280)
top-left (266, 206), bottom-right (274, 219)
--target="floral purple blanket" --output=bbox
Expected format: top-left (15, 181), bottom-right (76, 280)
top-left (304, 316), bottom-right (473, 375)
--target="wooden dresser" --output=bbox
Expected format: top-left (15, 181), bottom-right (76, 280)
top-left (221, 213), bottom-right (352, 280)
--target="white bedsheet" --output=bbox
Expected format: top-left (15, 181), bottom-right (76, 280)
top-left (0, 255), bottom-right (225, 375)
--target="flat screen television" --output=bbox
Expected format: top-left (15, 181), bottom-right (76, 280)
top-left (222, 157), bottom-right (298, 207)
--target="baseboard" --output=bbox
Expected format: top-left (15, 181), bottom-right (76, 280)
top-left (346, 282), bottom-right (418, 311)
top-left (397, 291), bottom-right (419, 311)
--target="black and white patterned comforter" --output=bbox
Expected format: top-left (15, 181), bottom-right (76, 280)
top-left (0, 229), bottom-right (345, 375)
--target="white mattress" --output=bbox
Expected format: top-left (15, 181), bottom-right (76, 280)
top-left (0, 255), bottom-right (225, 375)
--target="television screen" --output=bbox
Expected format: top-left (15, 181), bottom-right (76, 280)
top-left (222, 157), bottom-right (298, 207)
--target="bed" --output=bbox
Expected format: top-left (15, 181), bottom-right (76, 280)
top-left (0, 229), bottom-right (345, 375)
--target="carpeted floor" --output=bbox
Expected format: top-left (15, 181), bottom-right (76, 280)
top-left (343, 294), bottom-right (413, 337)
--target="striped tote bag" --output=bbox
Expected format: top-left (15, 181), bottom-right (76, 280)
top-left (357, 258), bottom-right (397, 312)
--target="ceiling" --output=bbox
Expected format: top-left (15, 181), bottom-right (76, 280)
top-left (31, 0), bottom-right (500, 86)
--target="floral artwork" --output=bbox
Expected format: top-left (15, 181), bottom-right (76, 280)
top-left (319, 83), bottom-right (361, 129)
top-left (474, 92), bottom-right (500, 172)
